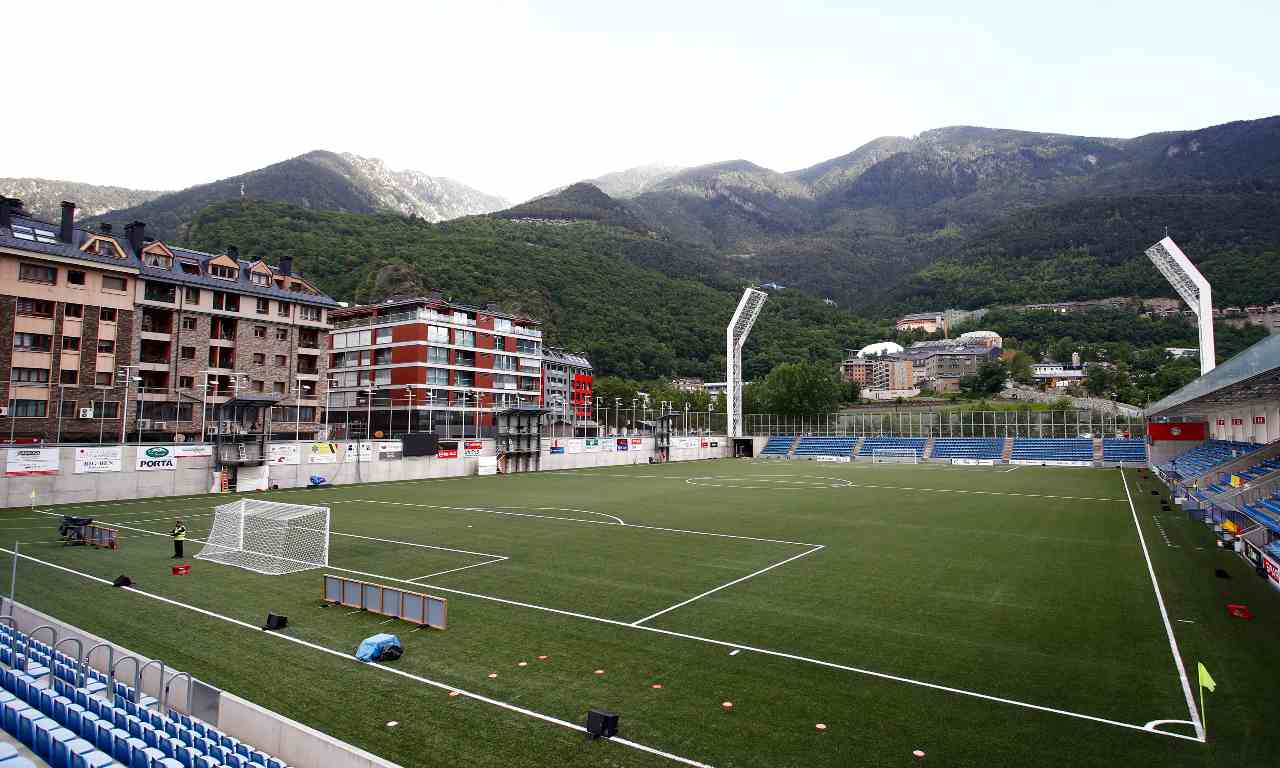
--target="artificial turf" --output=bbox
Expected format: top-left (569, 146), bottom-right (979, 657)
top-left (4, 460), bottom-right (1278, 767)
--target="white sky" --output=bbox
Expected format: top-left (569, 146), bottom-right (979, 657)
top-left (3, 0), bottom-right (1277, 202)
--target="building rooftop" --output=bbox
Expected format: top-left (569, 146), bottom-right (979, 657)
top-left (543, 347), bottom-right (593, 369)
top-left (330, 294), bottom-right (540, 325)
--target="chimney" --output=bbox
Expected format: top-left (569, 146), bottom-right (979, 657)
top-left (60, 201), bottom-right (76, 243)
top-left (0, 197), bottom-right (11, 228)
top-left (1071, 352), bottom-right (1081, 369)
top-left (124, 220), bottom-right (146, 253)
top-left (227, 245), bottom-right (239, 260)
top-left (279, 255), bottom-right (293, 276)
top-left (99, 222), bottom-right (113, 234)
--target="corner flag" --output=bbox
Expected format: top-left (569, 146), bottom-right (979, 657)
top-left (1197, 662), bottom-right (1215, 692)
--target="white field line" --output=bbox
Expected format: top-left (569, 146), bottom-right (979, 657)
top-left (631, 545), bottom-right (824, 626)
top-left (0, 546), bottom-right (714, 768)
top-left (4, 542), bottom-right (1201, 746)
top-left (1120, 468), bottom-right (1205, 742)
top-left (325, 530), bottom-right (506, 560)
top-left (684, 476), bottom-right (1121, 502)
top-left (407, 557), bottom-right (509, 582)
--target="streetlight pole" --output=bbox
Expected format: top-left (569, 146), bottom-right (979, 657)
top-left (55, 384), bottom-right (64, 444)
top-left (292, 381), bottom-right (303, 443)
top-left (614, 397), bottom-right (621, 436)
top-left (365, 384), bottom-right (376, 441)
top-left (406, 388), bottom-right (414, 435)
top-left (198, 369), bottom-right (217, 443)
top-left (117, 365), bottom-right (139, 445)
top-left (630, 398), bottom-right (637, 436)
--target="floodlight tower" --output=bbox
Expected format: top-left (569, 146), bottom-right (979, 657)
top-left (726, 287), bottom-right (768, 438)
top-left (1145, 237), bottom-right (1215, 375)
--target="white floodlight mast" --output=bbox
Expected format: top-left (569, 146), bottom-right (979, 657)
top-left (726, 288), bottom-right (768, 438)
top-left (1144, 236), bottom-right (1215, 375)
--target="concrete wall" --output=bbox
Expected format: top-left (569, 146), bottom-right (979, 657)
top-left (3, 600), bottom-right (398, 768)
top-left (0, 436), bottom-right (736, 508)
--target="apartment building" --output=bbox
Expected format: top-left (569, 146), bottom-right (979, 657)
top-left (542, 347), bottom-right (593, 422)
top-left (0, 199), bottom-right (138, 441)
top-left (327, 296), bottom-right (543, 437)
top-left (127, 222), bottom-right (337, 439)
top-left (0, 197), bottom-right (338, 443)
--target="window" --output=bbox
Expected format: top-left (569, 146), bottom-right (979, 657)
top-left (251, 272), bottom-right (269, 286)
top-left (179, 376), bottom-right (194, 389)
top-left (60, 400), bottom-right (78, 418)
top-left (184, 287), bottom-right (200, 304)
top-left (62, 336), bottom-right (80, 351)
top-left (95, 372), bottom-right (113, 386)
top-left (273, 381), bottom-right (285, 394)
top-left (374, 349), bottom-right (392, 365)
top-left (64, 303), bottom-right (83, 318)
top-left (277, 302), bottom-right (290, 317)
top-left (13, 368), bottom-right (50, 383)
top-left (276, 328), bottom-right (289, 341)
top-left (13, 333), bottom-right (52, 352)
top-left (428, 346), bottom-right (449, 364)
top-left (299, 306), bottom-right (322, 322)
top-left (427, 368), bottom-right (449, 386)
top-left (210, 264), bottom-right (238, 280)
top-left (99, 307), bottom-right (117, 323)
top-left (99, 402), bottom-right (119, 418)
top-left (253, 353), bottom-right (266, 365)
top-left (102, 276), bottom-right (127, 292)
top-left (11, 400), bottom-right (46, 418)
top-left (144, 282), bottom-right (176, 303)
top-left (59, 369), bottom-right (78, 385)
top-left (455, 330), bottom-right (475, 347)
top-left (253, 326), bottom-right (266, 338)
top-left (19, 263), bottom-right (57, 284)
top-left (16, 298), bottom-right (54, 317)
top-left (67, 271), bottom-right (87, 288)
top-left (143, 252), bottom-right (172, 269)
top-left (493, 354), bottom-right (516, 371)
top-left (180, 346), bottom-right (196, 360)
top-left (274, 354), bottom-right (287, 366)
top-left (256, 298), bottom-right (270, 314)
top-left (493, 317), bottom-right (512, 333)
top-left (90, 239), bottom-right (121, 258)
top-left (212, 292), bottom-right (240, 311)
top-left (375, 369), bottom-right (391, 386)
top-left (252, 380), bottom-right (264, 393)
top-left (427, 326), bottom-right (449, 343)
top-left (179, 261), bottom-right (200, 275)
top-left (182, 316), bottom-right (198, 331)
top-left (492, 335), bottom-right (507, 350)
top-left (97, 339), bottom-right (115, 354)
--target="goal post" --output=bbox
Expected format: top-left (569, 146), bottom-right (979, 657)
top-left (196, 499), bottom-right (330, 575)
top-left (871, 448), bottom-right (920, 464)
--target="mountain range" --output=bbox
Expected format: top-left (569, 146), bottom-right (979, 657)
top-left (2, 151), bottom-right (508, 241)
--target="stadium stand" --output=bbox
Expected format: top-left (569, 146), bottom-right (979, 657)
top-left (1158, 440), bottom-right (1260, 478)
top-left (1009, 438), bottom-right (1094, 463)
top-left (758, 436), bottom-right (797, 457)
top-left (857, 437), bottom-right (927, 458)
top-left (794, 437), bottom-right (858, 458)
top-left (0, 623), bottom-right (290, 768)
top-left (1102, 439), bottom-right (1148, 463)
top-left (929, 438), bottom-right (1004, 461)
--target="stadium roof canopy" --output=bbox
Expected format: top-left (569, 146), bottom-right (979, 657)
top-left (1146, 334), bottom-right (1280, 419)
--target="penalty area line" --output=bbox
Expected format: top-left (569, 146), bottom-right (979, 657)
top-left (0, 546), bottom-right (714, 768)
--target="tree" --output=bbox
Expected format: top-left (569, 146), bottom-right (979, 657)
top-left (959, 360), bottom-right (1007, 398)
top-left (841, 379), bottom-right (862, 403)
top-left (755, 363), bottom-right (841, 416)
top-left (1006, 350), bottom-right (1034, 385)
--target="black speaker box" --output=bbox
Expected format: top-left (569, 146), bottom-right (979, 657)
top-left (264, 613), bottom-right (289, 631)
top-left (585, 709), bottom-right (619, 739)
top-left (112, 575), bottom-right (133, 588)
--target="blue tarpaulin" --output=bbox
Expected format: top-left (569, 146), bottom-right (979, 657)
top-left (356, 633), bottom-right (403, 662)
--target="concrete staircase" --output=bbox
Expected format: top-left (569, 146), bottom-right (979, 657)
top-left (852, 436), bottom-right (865, 458)
top-left (1093, 438), bottom-right (1104, 463)
top-left (1002, 437), bottom-right (1014, 462)
top-left (924, 435), bottom-right (936, 459)
top-left (787, 436), bottom-right (800, 458)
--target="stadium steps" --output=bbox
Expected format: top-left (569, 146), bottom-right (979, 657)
top-left (1002, 438), bottom-right (1013, 461)
top-left (852, 436), bottom-right (865, 456)
top-left (924, 435), bottom-right (936, 458)
top-left (1093, 439), bottom-right (1103, 462)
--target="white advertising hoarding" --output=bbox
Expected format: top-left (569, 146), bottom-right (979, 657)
top-left (6, 448), bottom-right (60, 476)
top-left (74, 446), bottom-right (122, 474)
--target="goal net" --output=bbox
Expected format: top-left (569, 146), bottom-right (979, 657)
top-left (195, 500), bottom-right (330, 575)
top-left (871, 448), bottom-right (920, 464)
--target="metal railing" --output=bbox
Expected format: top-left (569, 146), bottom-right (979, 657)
top-left (746, 409), bottom-right (1146, 438)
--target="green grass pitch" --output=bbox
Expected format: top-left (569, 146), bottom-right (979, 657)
top-left (5, 460), bottom-right (1278, 767)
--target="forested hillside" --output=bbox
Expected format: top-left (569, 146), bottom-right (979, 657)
top-left (180, 201), bottom-right (888, 379)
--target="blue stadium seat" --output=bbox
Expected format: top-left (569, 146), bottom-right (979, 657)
top-left (929, 438), bottom-right (1004, 460)
top-left (858, 437), bottom-right (927, 457)
top-left (1010, 439), bottom-right (1093, 462)
top-left (1102, 439), bottom-right (1147, 462)
top-left (794, 437), bottom-right (858, 458)
top-left (758, 436), bottom-right (796, 457)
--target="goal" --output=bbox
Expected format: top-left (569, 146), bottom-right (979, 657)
top-left (871, 448), bottom-right (920, 464)
top-left (195, 500), bottom-right (330, 575)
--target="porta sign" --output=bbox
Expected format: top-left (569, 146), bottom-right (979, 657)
top-left (136, 445), bottom-right (178, 471)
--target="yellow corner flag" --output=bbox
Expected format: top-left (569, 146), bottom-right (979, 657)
top-left (1198, 662), bottom-right (1216, 692)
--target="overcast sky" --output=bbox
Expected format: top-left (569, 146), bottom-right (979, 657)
top-left (3, 0), bottom-right (1276, 202)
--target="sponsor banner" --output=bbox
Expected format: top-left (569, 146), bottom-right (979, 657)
top-left (376, 440), bottom-right (403, 460)
top-left (478, 456), bottom-right (498, 476)
top-left (951, 458), bottom-right (996, 466)
top-left (268, 443), bottom-right (301, 465)
top-left (549, 446), bottom-right (566, 455)
top-left (136, 445), bottom-right (177, 471)
top-left (1264, 552), bottom-right (1280, 587)
top-left (675, 437), bottom-right (695, 450)
top-left (700, 440), bottom-right (709, 448)
top-left (74, 446), bottom-right (122, 474)
top-left (464, 440), bottom-right (484, 457)
top-left (630, 438), bottom-right (642, 447)
top-left (1146, 422), bottom-right (1207, 441)
top-left (308, 442), bottom-right (339, 464)
top-left (6, 448), bottom-right (60, 476)
top-left (815, 455), bottom-right (851, 463)
top-left (1254, 415), bottom-right (1267, 425)
top-left (616, 438), bottom-right (629, 452)
top-left (584, 437), bottom-right (600, 452)
top-left (1216, 418), bottom-right (1226, 427)
top-left (568, 439), bottom-right (584, 454)
top-left (173, 445), bottom-right (213, 459)
top-left (437, 441), bottom-right (459, 459)
top-left (1009, 459), bottom-right (1093, 467)
top-left (709, 441), bottom-right (719, 448)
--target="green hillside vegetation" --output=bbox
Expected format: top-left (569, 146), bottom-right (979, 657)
top-left (180, 201), bottom-right (889, 380)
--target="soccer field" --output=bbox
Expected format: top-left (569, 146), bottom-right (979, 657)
top-left (6, 459), bottom-right (1278, 768)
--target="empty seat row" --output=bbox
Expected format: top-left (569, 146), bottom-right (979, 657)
top-left (930, 438), bottom-right (1003, 459)
top-left (858, 437), bottom-right (927, 457)
top-left (1102, 439), bottom-right (1147, 462)
top-left (758, 436), bottom-right (795, 456)
top-left (1010, 439), bottom-right (1093, 461)
top-left (794, 437), bottom-right (858, 457)
top-left (1159, 440), bottom-right (1261, 478)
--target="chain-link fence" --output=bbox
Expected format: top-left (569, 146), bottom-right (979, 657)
top-left (746, 410), bottom-right (1145, 438)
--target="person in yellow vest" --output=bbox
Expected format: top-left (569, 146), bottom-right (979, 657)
top-left (170, 519), bottom-right (187, 559)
